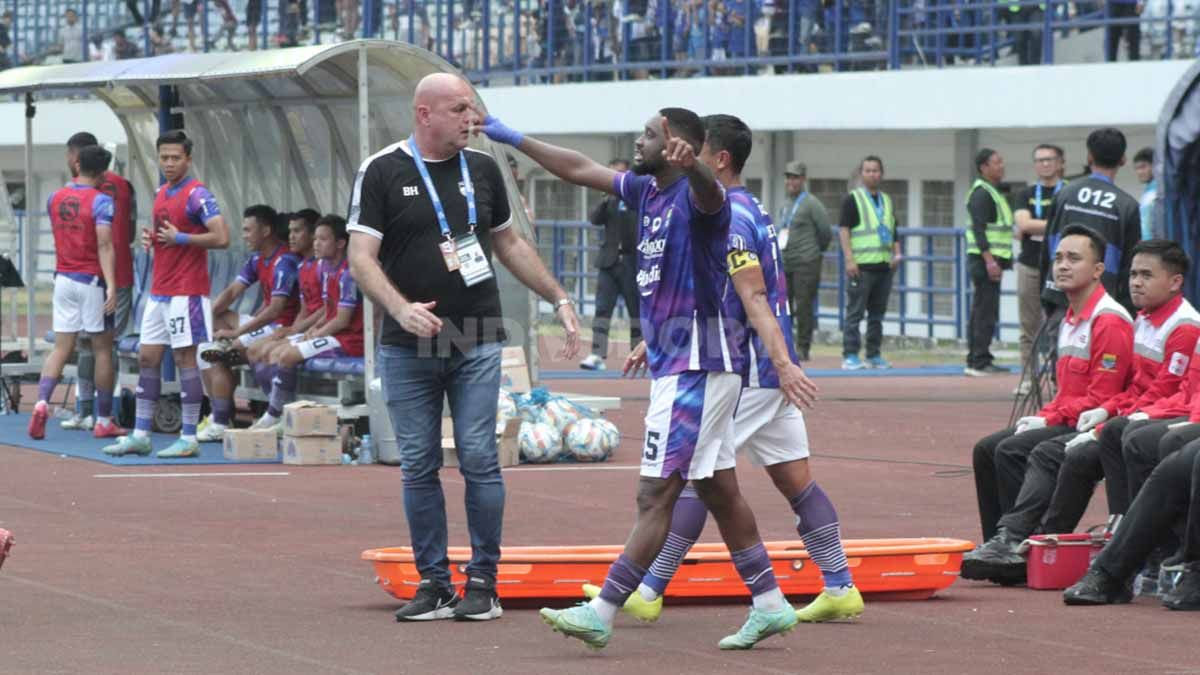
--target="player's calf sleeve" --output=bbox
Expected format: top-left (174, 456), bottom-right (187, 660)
top-left (644, 484), bottom-right (708, 596)
top-left (96, 388), bottom-right (113, 420)
top-left (211, 398), bottom-right (233, 426)
top-left (134, 366), bottom-right (160, 434)
top-left (267, 366), bottom-right (297, 418)
top-left (790, 482), bottom-right (853, 588)
top-left (731, 542), bottom-right (783, 607)
top-left (597, 554), bottom-right (649, 611)
top-left (253, 363), bottom-right (275, 395)
top-left (179, 367), bottom-right (203, 436)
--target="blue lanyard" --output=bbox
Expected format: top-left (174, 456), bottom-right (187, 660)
top-left (409, 135), bottom-right (476, 239)
top-left (783, 191), bottom-right (808, 227)
top-left (1089, 172), bottom-right (1114, 185)
top-left (866, 190), bottom-right (891, 245)
top-left (1034, 180), bottom-right (1063, 219)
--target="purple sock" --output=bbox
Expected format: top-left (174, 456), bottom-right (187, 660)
top-left (37, 376), bottom-right (58, 403)
top-left (179, 367), bottom-right (203, 436)
top-left (598, 554), bottom-right (649, 607)
top-left (212, 398), bottom-right (233, 426)
top-left (730, 542), bottom-right (779, 597)
top-left (253, 363), bottom-right (275, 395)
top-left (643, 484), bottom-right (708, 595)
top-left (267, 366), bottom-right (297, 418)
top-left (135, 366), bottom-right (160, 433)
top-left (791, 482), bottom-right (852, 588)
top-left (96, 388), bottom-right (113, 419)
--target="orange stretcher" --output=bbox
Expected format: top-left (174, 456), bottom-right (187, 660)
top-left (362, 538), bottom-right (974, 602)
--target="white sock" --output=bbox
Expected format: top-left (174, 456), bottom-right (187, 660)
top-left (95, 416), bottom-right (112, 426)
top-left (751, 587), bottom-right (787, 612)
top-left (587, 597), bottom-right (619, 626)
top-left (35, 400), bottom-right (47, 409)
top-left (260, 413), bottom-right (279, 424)
top-left (182, 434), bottom-right (197, 442)
top-left (133, 429), bottom-right (150, 439)
top-left (637, 583), bottom-right (659, 602)
top-left (824, 584), bottom-right (852, 597)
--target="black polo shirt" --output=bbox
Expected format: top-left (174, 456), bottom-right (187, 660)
top-left (1013, 182), bottom-right (1061, 268)
top-left (347, 141), bottom-right (512, 350)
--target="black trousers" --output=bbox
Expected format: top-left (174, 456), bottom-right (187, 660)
top-left (1124, 418), bottom-right (1200, 503)
top-left (1002, 7), bottom-right (1043, 65)
top-left (590, 254), bottom-right (641, 358)
top-left (843, 265), bottom-right (893, 359)
top-left (788, 260), bottom-right (822, 359)
top-left (1094, 415), bottom-right (1145, 515)
top-left (997, 431), bottom-right (1099, 539)
top-left (1043, 439), bottom-right (1106, 533)
top-left (1106, 2), bottom-right (1141, 62)
top-left (967, 256), bottom-right (1002, 369)
top-left (1096, 440), bottom-right (1200, 581)
top-left (973, 425), bottom-right (1073, 541)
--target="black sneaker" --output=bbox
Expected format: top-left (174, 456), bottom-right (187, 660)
top-left (1063, 566), bottom-right (1133, 606)
top-left (395, 578), bottom-right (458, 621)
top-left (1162, 563), bottom-right (1200, 611)
top-left (453, 575), bottom-right (503, 621)
top-left (960, 529), bottom-right (1026, 583)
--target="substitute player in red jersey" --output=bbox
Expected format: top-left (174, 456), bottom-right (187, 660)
top-left (102, 129), bottom-right (230, 459)
top-left (59, 132), bottom-right (138, 432)
top-left (244, 208), bottom-right (325, 364)
top-left (28, 145), bottom-right (120, 440)
top-left (253, 215), bottom-right (363, 430)
top-left (195, 204), bottom-right (300, 441)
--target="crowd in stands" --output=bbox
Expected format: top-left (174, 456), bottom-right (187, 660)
top-left (2, 0), bottom-right (1197, 74)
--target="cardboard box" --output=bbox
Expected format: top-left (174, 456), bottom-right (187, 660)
top-left (223, 429), bottom-right (279, 461)
top-left (500, 346), bottom-right (531, 394)
top-left (282, 435), bottom-right (343, 465)
top-left (282, 400), bottom-right (339, 437)
top-left (442, 417), bottom-right (520, 468)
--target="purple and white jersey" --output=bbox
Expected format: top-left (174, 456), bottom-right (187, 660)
top-left (722, 186), bottom-right (795, 389)
top-left (613, 170), bottom-right (741, 379)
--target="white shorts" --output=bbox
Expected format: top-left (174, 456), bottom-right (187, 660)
top-left (52, 275), bottom-right (107, 334)
top-left (236, 313), bottom-right (281, 347)
top-left (140, 295), bottom-right (213, 349)
top-left (641, 371), bottom-right (741, 481)
top-left (293, 335), bottom-right (344, 359)
top-left (715, 388), bottom-right (810, 471)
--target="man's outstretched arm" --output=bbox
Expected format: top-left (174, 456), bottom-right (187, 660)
top-left (478, 115), bottom-right (617, 195)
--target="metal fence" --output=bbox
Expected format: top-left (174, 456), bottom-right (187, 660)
top-left (4, 0), bottom-right (1198, 83)
top-left (535, 219), bottom-right (1019, 339)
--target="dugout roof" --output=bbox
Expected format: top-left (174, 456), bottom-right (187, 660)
top-left (0, 40), bottom-right (536, 381)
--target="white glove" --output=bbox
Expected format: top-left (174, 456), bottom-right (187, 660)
top-left (1065, 430), bottom-right (1097, 453)
top-left (1015, 416), bottom-right (1047, 434)
top-left (1168, 421), bottom-right (1193, 430)
top-left (1076, 407), bottom-right (1109, 432)
top-left (1128, 412), bottom-right (1150, 422)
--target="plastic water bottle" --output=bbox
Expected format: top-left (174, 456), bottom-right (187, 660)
top-left (359, 434), bottom-right (375, 465)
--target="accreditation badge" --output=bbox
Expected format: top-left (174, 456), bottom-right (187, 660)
top-left (440, 238), bottom-right (460, 272)
top-left (454, 233), bottom-right (494, 287)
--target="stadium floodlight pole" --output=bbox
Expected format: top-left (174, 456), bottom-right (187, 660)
top-left (23, 92), bottom-right (35, 359)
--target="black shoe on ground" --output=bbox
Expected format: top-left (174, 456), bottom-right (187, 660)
top-left (960, 529), bottom-right (1026, 583)
top-left (1063, 566), bottom-right (1133, 606)
top-left (1162, 563), bottom-right (1200, 611)
top-left (395, 578), bottom-right (458, 621)
top-left (453, 575), bottom-right (503, 621)
top-left (981, 364), bottom-right (1010, 374)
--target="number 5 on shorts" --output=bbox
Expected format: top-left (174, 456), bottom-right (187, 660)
top-left (644, 430), bottom-right (661, 461)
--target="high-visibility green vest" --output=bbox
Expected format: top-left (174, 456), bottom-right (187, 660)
top-left (849, 188), bottom-right (895, 265)
top-left (965, 179), bottom-right (1014, 259)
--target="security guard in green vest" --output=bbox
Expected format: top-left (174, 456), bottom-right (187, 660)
top-left (838, 155), bottom-right (902, 370)
top-left (965, 148), bottom-right (1013, 376)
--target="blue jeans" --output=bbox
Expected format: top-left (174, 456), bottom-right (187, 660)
top-left (378, 341), bottom-right (505, 589)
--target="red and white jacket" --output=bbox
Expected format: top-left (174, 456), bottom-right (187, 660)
top-left (1039, 285), bottom-right (1134, 428)
top-left (1142, 335), bottom-right (1200, 423)
top-left (1100, 294), bottom-right (1200, 417)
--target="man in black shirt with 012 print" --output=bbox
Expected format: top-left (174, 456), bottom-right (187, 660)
top-left (347, 73), bottom-right (581, 625)
top-left (1040, 128), bottom-right (1142, 318)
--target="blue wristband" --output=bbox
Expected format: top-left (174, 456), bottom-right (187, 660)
top-left (174, 232), bottom-right (191, 246)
